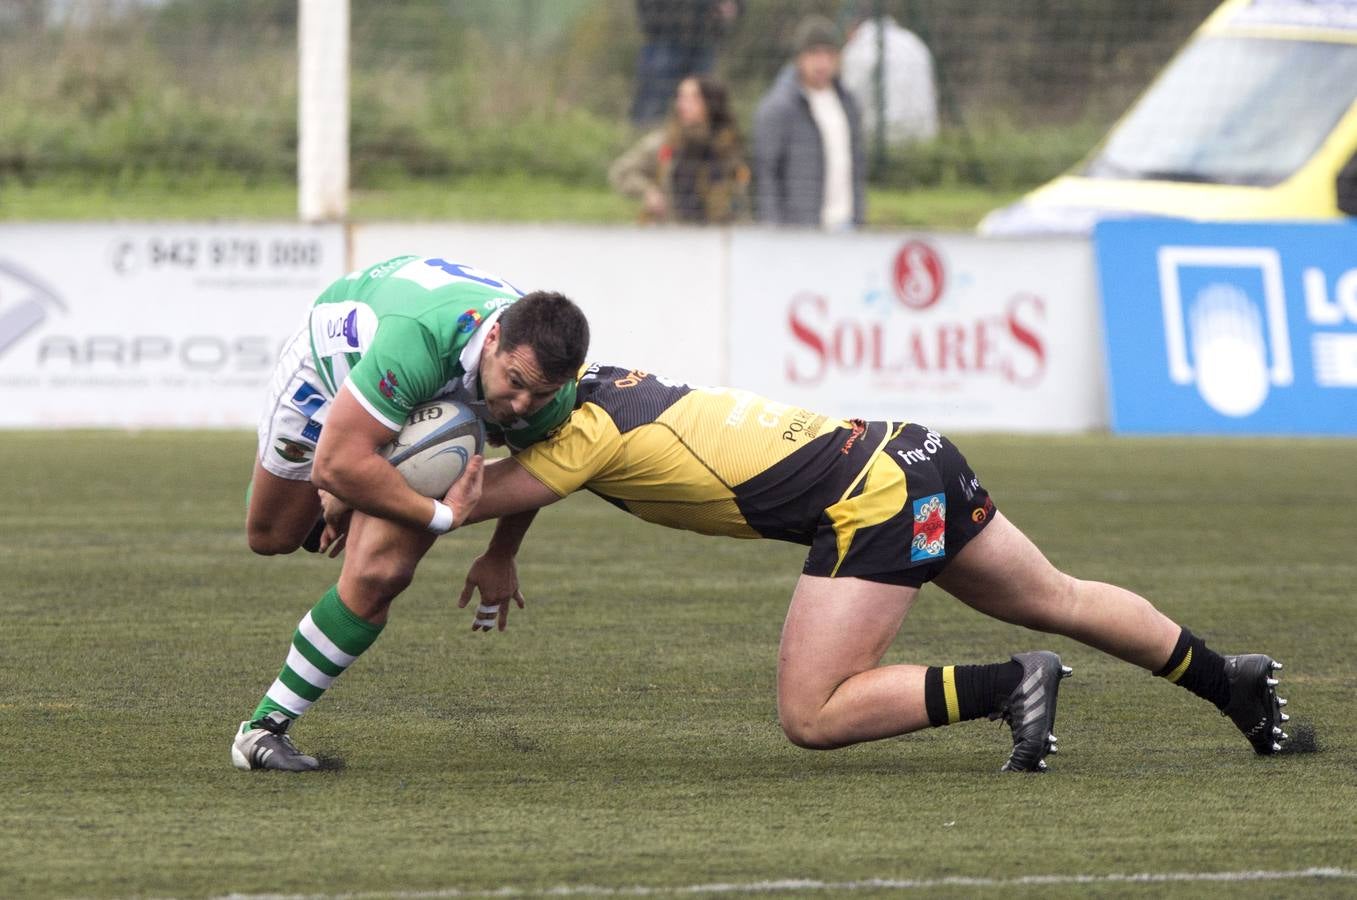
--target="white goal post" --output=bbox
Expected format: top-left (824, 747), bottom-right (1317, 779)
top-left (298, 0), bottom-right (349, 222)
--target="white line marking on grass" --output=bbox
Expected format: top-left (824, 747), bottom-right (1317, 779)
top-left (209, 868), bottom-right (1357, 899)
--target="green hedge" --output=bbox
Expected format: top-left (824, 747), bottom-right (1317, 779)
top-left (0, 0), bottom-right (1214, 193)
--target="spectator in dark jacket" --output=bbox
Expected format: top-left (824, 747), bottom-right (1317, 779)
top-left (753, 15), bottom-right (866, 228)
top-left (630, 0), bottom-right (744, 126)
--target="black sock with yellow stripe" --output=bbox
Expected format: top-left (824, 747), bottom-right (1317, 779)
top-left (1154, 627), bottom-right (1230, 710)
top-left (924, 661), bottom-right (1023, 727)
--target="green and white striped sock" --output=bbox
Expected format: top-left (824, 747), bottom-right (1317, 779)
top-left (246, 585), bottom-right (384, 728)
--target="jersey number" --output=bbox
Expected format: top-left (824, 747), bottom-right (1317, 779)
top-left (424, 258), bottom-right (522, 295)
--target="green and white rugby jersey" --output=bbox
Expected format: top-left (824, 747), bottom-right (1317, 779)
top-left (307, 255), bottom-right (576, 450)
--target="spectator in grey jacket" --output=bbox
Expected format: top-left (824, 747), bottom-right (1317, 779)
top-left (753, 15), bottom-right (866, 228)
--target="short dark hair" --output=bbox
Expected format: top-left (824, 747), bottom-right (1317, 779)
top-left (497, 290), bottom-right (590, 384)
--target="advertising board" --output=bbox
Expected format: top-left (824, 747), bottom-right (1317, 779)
top-left (1095, 220), bottom-right (1357, 434)
top-left (0, 224), bottom-right (344, 427)
top-left (727, 230), bottom-right (1102, 431)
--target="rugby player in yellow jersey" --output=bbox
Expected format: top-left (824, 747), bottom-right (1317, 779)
top-left (458, 364), bottom-right (1291, 772)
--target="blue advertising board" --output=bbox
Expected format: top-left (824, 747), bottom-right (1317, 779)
top-left (1094, 220), bottom-right (1357, 435)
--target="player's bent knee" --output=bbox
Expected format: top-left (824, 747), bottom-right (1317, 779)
top-left (246, 527), bottom-right (302, 556)
top-left (780, 719), bottom-right (846, 751)
top-left (777, 703), bottom-right (847, 750)
top-left (344, 561), bottom-right (417, 604)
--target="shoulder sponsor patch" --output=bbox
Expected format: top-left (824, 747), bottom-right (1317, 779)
top-left (341, 308), bottom-right (361, 348)
top-left (910, 493), bottom-right (946, 561)
top-left (456, 308), bottom-right (483, 334)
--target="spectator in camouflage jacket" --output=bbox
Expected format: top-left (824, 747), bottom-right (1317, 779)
top-left (610, 75), bottom-right (749, 225)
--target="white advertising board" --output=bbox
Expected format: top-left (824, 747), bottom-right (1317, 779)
top-left (351, 223), bottom-right (728, 384)
top-left (728, 230), bottom-right (1104, 431)
top-left (1, 222), bottom-right (1102, 432)
top-left (0, 223), bottom-right (344, 427)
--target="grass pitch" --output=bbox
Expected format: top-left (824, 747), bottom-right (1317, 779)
top-left (1, 431), bottom-right (1355, 898)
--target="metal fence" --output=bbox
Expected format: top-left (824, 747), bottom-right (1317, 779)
top-left (0, 0), bottom-right (1223, 222)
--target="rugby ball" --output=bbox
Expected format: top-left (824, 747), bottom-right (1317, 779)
top-left (381, 399), bottom-right (485, 497)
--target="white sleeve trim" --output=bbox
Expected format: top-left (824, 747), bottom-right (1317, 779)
top-left (341, 382), bottom-right (405, 432)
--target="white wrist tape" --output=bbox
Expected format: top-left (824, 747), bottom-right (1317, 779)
top-left (427, 501), bottom-right (456, 534)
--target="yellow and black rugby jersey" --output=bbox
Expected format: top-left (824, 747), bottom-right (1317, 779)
top-left (514, 364), bottom-right (895, 542)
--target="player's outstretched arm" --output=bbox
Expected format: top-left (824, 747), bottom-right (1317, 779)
top-left (457, 508), bottom-right (536, 631)
top-left (465, 457), bottom-right (562, 523)
top-left (458, 540), bottom-right (526, 632)
top-left (457, 459), bottom-right (563, 632)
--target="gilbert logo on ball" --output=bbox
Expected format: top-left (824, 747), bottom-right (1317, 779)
top-left (382, 399), bottom-right (485, 497)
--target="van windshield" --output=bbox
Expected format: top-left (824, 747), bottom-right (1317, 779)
top-left (1084, 35), bottom-right (1357, 186)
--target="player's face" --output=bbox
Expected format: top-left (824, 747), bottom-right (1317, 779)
top-left (480, 324), bottom-right (564, 423)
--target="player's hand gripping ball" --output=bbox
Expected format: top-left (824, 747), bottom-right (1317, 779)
top-left (382, 399), bottom-right (485, 497)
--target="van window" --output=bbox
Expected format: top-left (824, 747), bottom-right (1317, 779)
top-left (1083, 35), bottom-right (1357, 187)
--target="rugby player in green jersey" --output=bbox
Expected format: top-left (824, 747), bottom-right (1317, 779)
top-left (231, 256), bottom-right (589, 772)
top-left (455, 364), bottom-right (1290, 773)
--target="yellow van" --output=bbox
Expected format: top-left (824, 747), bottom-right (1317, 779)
top-left (979, 0), bottom-right (1357, 235)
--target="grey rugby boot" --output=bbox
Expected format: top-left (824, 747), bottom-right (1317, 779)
top-left (994, 651), bottom-right (1073, 772)
top-left (231, 711), bottom-right (320, 772)
top-left (1222, 654), bottom-right (1288, 755)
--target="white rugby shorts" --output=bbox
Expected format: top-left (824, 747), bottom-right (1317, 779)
top-left (256, 326), bottom-right (333, 481)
